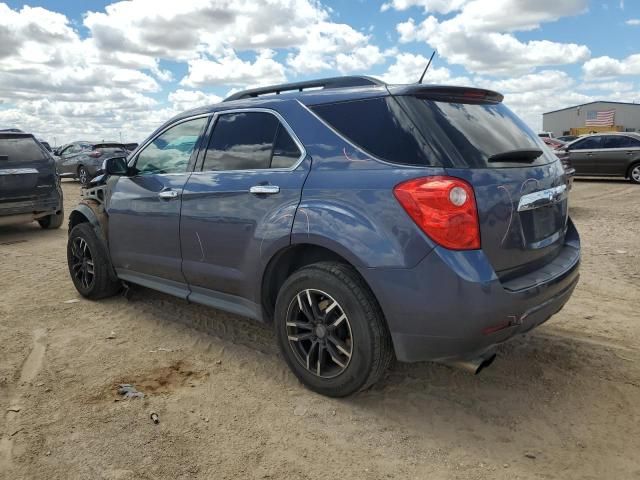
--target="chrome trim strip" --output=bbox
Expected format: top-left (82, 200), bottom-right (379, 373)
top-left (0, 168), bottom-right (39, 175)
top-left (517, 184), bottom-right (567, 212)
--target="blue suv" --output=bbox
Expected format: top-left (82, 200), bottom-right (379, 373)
top-left (66, 76), bottom-right (580, 397)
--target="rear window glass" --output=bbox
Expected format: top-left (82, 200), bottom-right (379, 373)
top-left (312, 96), bottom-right (553, 168)
top-left (0, 136), bottom-right (46, 163)
top-left (394, 96), bottom-right (553, 168)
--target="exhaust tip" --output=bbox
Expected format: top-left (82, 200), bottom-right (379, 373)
top-left (444, 353), bottom-right (497, 375)
top-left (474, 353), bottom-right (496, 375)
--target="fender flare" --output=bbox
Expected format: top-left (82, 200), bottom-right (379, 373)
top-left (68, 202), bottom-right (118, 282)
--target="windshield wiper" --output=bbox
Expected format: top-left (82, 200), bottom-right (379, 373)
top-left (488, 148), bottom-right (543, 163)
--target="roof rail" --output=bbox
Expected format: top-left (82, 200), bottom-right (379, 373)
top-left (223, 76), bottom-right (385, 102)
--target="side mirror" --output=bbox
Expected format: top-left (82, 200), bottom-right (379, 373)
top-left (102, 156), bottom-right (129, 176)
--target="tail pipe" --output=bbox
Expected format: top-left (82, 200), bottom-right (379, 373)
top-left (444, 352), bottom-right (496, 375)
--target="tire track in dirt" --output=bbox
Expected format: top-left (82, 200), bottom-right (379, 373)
top-left (0, 328), bottom-right (47, 474)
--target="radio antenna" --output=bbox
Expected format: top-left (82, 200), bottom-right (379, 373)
top-left (418, 50), bottom-right (437, 84)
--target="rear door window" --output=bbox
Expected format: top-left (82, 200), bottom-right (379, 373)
top-left (0, 136), bottom-right (47, 163)
top-left (202, 111), bottom-right (301, 171)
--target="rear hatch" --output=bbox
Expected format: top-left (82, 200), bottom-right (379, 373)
top-left (391, 87), bottom-right (568, 278)
top-left (310, 87), bottom-right (568, 278)
top-left (93, 143), bottom-right (128, 158)
top-left (0, 133), bottom-right (57, 201)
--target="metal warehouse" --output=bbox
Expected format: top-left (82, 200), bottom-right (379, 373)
top-left (542, 101), bottom-right (640, 137)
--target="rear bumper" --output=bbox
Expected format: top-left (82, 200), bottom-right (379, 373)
top-left (360, 219), bottom-right (580, 363)
top-left (0, 189), bottom-right (62, 222)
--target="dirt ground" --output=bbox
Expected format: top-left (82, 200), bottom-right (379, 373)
top-left (1, 179), bottom-right (639, 480)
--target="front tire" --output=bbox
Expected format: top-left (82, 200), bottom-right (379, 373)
top-left (38, 208), bottom-right (64, 229)
top-left (629, 163), bottom-right (640, 184)
top-left (274, 262), bottom-right (393, 397)
top-left (67, 223), bottom-right (120, 299)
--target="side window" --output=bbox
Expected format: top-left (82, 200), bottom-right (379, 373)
top-left (135, 117), bottom-right (207, 175)
top-left (271, 125), bottom-right (302, 169)
top-left (572, 137), bottom-right (602, 150)
top-left (311, 98), bottom-right (434, 166)
top-left (60, 145), bottom-right (73, 156)
top-left (603, 136), bottom-right (625, 149)
top-left (605, 135), bottom-right (640, 148)
top-left (202, 112), bottom-right (280, 171)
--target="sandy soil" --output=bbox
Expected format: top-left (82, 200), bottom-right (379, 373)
top-left (1, 179), bottom-right (639, 480)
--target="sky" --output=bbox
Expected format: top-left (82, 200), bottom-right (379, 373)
top-left (0, 0), bottom-right (638, 145)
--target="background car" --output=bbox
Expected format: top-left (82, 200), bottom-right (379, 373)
top-left (542, 137), bottom-right (566, 150)
top-left (538, 131), bottom-right (554, 138)
top-left (542, 137), bottom-right (574, 189)
top-left (556, 132), bottom-right (640, 184)
top-left (38, 138), bottom-right (52, 152)
top-left (56, 141), bottom-right (129, 186)
top-left (0, 130), bottom-right (63, 228)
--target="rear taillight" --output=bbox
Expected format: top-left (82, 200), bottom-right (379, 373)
top-left (393, 176), bottom-right (480, 250)
top-left (89, 150), bottom-right (102, 158)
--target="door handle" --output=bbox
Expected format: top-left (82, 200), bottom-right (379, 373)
top-left (249, 185), bottom-right (280, 195)
top-left (586, 153), bottom-right (594, 157)
top-left (158, 190), bottom-right (179, 200)
top-left (626, 151), bottom-right (634, 155)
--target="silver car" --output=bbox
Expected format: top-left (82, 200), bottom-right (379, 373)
top-left (557, 132), bottom-right (640, 184)
top-left (56, 141), bottom-right (128, 186)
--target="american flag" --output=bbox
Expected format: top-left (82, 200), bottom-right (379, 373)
top-left (585, 109), bottom-right (616, 127)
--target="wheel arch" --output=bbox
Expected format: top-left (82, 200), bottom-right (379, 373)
top-left (68, 202), bottom-right (118, 281)
top-left (626, 160), bottom-right (640, 180)
top-left (260, 242), bottom-right (381, 324)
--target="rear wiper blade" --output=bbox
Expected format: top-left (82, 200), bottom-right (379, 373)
top-left (488, 148), bottom-right (543, 163)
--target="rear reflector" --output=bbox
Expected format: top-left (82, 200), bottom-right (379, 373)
top-left (393, 176), bottom-right (481, 250)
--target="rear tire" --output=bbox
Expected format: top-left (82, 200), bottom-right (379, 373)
top-left (274, 262), bottom-right (393, 397)
top-left (78, 165), bottom-right (90, 187)
top-left (67, 223), bottom-right (120, 299)
top-left (38, 208), bottom-right (64, 229)
top-left (629, 163), bottom-right (640, 184)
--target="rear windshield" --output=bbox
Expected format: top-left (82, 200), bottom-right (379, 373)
top-left (311, 96), bottom-right (552, 168)
top-left (0, 136), bottom-right (47, 163)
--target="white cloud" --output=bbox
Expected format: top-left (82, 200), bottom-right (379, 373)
top-left (395, 0), bottom-right (591, 75)
top-left (578, 80), bottom-right (635, 93)
top-left (181, 49), bottom-right (286, 88)
top-left (583, 54), bottom-right (640, 78)
top-left (476, 70), bottom-right (574, 93)
top-left (381, 0), bottom-right (468, 14)
top-left (168, 89), bottom-right (223, 111)
top-left (336, 45), bottom-right (387, 73)
top-left (286, 22), bottom-right (383, 74)
top-left (625, 19), bottom-right (640, 25)
top-left (380, 52), bottom-right (471, 84)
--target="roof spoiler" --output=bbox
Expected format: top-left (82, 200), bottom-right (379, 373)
top-left (389, 85), bottom-right (504, 103)
top-left (224, 76), bottom-right (385, 102)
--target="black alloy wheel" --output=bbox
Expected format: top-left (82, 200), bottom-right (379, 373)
top-left (69, 236), bottom-right (95, 290)
top-left (286, 288), bottom-right (353, 379)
